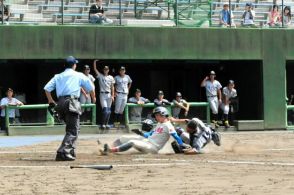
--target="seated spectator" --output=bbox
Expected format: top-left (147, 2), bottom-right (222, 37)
top-left (172, 92), bottom-right (189, 119)
top-left (128, 89), bottom-right (150, 122)
top-left (267, 5), bottom-right (281, 27)
top-left (0, 0), bottom-right (10, 23)
top-left (282, 6), bottom-right (291, 28)
top-left (0, 88), bottom-right (23, 131)
top-left (219, 2), bottom-right (235, 28)
top-left (154, 90), bottom-right (171, 107)
top-left (241, 3), bottom-right (255, 27)
top-left (89, 0), bottom-right (113, 24)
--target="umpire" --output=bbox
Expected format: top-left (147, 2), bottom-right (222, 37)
top-left (44, 56), bottom-right (96, 161)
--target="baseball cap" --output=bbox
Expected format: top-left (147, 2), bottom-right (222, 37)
top-left (103, 66), bottom-right (109, 70)
top-left (120, 66), bottom-right (126, 70)
top-left (84, 65), bottom-right (90, 70)
top-left (176, 92), bottom-right (182, 97)
top-left (7, 88), bottom-right (13, 92)
top-left (65, 56), bottom-right (78, 65)
top-left (210, 70), bottom-right (216, 75)
top-left (246, 2), bottom-right (253, 7)
top-left (135, 89), bottom-right (141, 93)
top-left (228, 80), bottom-right (234, 84)
top-left (158, 90), bottom-right (164, 95)
top-left (223, 2), bottom-right (229, 6)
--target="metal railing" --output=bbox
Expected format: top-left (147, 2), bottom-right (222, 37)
top-left (4, 103), bottom-right (96, 129)
top-left (124, 101), bottom-right (210, 125)
top-left (287, 105), bottom-right (294, 129)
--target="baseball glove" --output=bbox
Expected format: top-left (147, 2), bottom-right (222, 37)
top-left (131, 129), bottom-right (144, 137)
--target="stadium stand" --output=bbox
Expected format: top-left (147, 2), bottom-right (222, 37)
top-left (2, 0), bottom-right (294, 26)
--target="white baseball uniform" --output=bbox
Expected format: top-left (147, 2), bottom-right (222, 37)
top-left (172, 99), bottom-right (188, 118)
top-left (128, 96), bottom-right (150, 122)
top-left (203, 80), bottom-right (222, 114)
top-left (97, 74), bottom-right (115, 108)
top-left (114, 74), bottom-right (132, 114)
top-left (221, 87), bottom-right (237, 114)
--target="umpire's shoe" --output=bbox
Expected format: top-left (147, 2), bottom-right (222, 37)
top-left (55, 152), bottom-right (76, 161)
top-left (211, 130), bottom-right (221, 146)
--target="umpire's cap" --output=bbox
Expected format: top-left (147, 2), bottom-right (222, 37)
top-left (66, 56), bottom-right (78, 65)
top-left (152, 106), bottom-right (169, 118)
top-left (186, 119), bottom-right (198, 130)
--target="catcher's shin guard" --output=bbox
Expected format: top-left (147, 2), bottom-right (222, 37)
top-left (211, 130), bottom-right (221, 146)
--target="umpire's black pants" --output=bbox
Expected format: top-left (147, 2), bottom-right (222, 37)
top-left (56, 97), bottom-right (81, 155)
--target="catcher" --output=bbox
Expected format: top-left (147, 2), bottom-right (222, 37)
top-left (170, 117), bottom-right (221, 154)
top-left (100, 107), bottom-right (191, 155)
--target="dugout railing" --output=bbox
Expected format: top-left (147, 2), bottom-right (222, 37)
top-left (4, 103), bottom-right (96, 130)
top-left (287, 105), bottom-right (294, 130)
top-left (124, 102), bottom-right (210, 130)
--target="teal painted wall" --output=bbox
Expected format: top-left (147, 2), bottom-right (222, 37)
top-left (0, 26), bottom-right (289, 129)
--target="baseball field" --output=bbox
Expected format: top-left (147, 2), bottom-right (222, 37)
top-left (0, 131), bottom-right (294, 195)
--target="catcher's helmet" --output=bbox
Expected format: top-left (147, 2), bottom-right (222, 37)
top-left (142, 119), bottom-right (154, 132)
top-left (152, 106), bottom-right (169, 118)
top-left (186, 119), bottom-right (198, 131)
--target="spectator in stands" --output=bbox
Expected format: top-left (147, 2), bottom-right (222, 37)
top-left (80, 65), bottom-right (95, 120)
top-left (282, 6), bottom-right (291, 28)
top-left (172, 92), bottom-right (189, 119)
top-left (219, 2), bottom-right (235, 28)
top-left (154, 90), bottom-right (171, 107)
top-left (0, 0), bottom-right (10, 23)
top-left (267, 5), bottom-right (281, 27)
top-left (128, 89), bottom-right (150, 122)
top-left (0, 88), bottom-right (23, 131)
top-left (89, 0), bottom-right (113, 24)
top-left (241, 2), bottom-right (255, 27)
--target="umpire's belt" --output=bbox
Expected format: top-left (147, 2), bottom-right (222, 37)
top-left (207, 95), bottom-right (217, 98)
top-left (59, 95), bottom-right (78, 100)
top-left (100, 91), bottom-right (110, 94)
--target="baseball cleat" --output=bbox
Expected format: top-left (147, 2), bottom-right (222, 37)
top-left (211, 131), bottom-right (221, 146)
top-left (99, 144), bottom-right (110, 155)
top-left (224, 120), bottom-right (230, 128)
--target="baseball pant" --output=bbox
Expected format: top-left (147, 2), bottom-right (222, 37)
top-left (56, 97), bottom-right (81, 156)
top-left (221, 103), bottom-right (230, 115)
top-left (80, 93), bottom-right (91, 112)
top-left (115, 93), bottom-right (128, 114)
top-left (130, 115), bottom-right (142, 122)
top-left (208, 96), bottom-right (219, 114)
top-left (113, 135), bottom-right (158, 154)
top-left (99, 93), bottom-right (112, 108)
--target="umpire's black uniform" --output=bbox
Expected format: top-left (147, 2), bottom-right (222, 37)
top-left (44, 56), bottom-right (95, 161)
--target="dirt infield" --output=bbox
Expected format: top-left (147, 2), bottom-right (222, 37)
top-left (0, 131), bottom-right (294, 195)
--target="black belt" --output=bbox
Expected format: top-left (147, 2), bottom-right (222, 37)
top-left (59, 95), bottom-right (78, 99)
top-left (207, 95), bottom-right (217, 98)
top-left (100, 91), bottom-right (110, 94)
top-left (116, 92), bottom-right (127, 94)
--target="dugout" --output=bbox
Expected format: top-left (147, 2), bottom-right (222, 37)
top-left (0, 59), bottom-right (263, 125)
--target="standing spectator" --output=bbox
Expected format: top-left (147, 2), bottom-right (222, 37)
top-left (282, 6), bottom-right (291, 27)
top-left (219, 2), bottom-right (235, 27)
top-left (114, 66), bottom-right (132, 128)
top-left (128, 89), bottom-right (150, 122)
top-left (221, 80), bottom-right (237, 128)
top-left (201, 71), bottom-right (222, 127)
top-left (80, 65), bottom-right (95, 121)
top-left (241, 3), bottom-right (255, 27)
top-left (89, 0), bottom-right (113, 24)
top-left (44, 56), bottom-right (95, 161)
top-left (154, 90), bottom-right (171, 107)
top-left (0, 88), bottom-right (23, 131)
top-left (172, 92), bottom-right (189, 119)
top-left (0, 0), bottom-right (10, 23)
top-left (267, 5), bottom-right (281, 27)
top-left (93, 60), bottom-right (115, 130)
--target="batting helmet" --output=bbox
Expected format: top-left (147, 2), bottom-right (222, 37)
top-left (152, 107), bottom-right (169, 118)
top-left (142, 119), bottom-right (154, 132)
